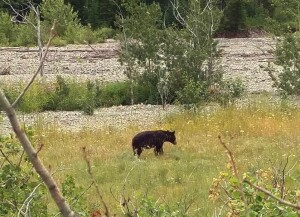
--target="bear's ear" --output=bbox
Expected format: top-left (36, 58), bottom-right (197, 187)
top-left (172, 130), bottom-right (175, 134)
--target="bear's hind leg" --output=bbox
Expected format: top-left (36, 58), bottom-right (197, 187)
top-left (134, 148), bottom-right (143, 158)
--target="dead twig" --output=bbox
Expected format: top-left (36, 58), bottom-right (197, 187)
top-left (120, 164), bottom-right (137, 216)
top-left (280, 157), bottom-right (289, 199)
top-left (35, 143), bottom-right (44, 157)
top-left (0, 149), bottom-right (14, 167)
top-left (218, 135), bottom-right (249, 217)
top-left (85, 41), bottom-right (102, 56)
top-left (17, 182), bottom-right (43, 217)
top-left (82, 146), bottom-right (110, 217)
top-left (17, 150), bottom-right (25, 167)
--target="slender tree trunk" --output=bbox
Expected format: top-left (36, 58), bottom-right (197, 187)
top-left (36, 6), bottom-right (44, 76)
top-left (0, 91), bottom-right (76, 217)
top-left (130, 76), bottom-right (134, 105)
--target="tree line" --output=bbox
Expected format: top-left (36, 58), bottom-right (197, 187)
top-left (0, 0), bottom-right (299, 34)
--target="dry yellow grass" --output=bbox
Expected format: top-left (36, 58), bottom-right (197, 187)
top-left (29, 98), bottom-right (300, 216)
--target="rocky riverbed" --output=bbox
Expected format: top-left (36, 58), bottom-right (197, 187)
top-left (0, 38), bottom-right (279, 134)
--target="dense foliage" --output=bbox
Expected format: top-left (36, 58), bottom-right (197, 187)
top-left (1, 0), bottom-right (299, 35)
top-left (271, 33), bottom-right (300, 95)
top-left (117, 0), bottom-right (244, 107)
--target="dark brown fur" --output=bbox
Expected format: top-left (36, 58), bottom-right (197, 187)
top-left (132, 130), bottom-right (176, 157)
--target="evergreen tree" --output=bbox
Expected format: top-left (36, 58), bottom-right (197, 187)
top-left (40, 0), bottom-right (80, 36)
top-left (219, 0), bottom-right (246, 31)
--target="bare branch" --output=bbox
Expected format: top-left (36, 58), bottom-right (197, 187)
top-left (120, 164), bottom-right (137, 216)
top-left (17, 150), bottom-right (25, 167)
top-left (218, 135), bottom-right (249, 217)
top-left (280, 157), bottom-right (289, 199)
top-left (170, 0), bottom-right (197, 38)
top-left (82, 147), bottom-right (110, 216)
top-left (0, 148), bottom-right (15, 167)
top-left (4, 0), bottom-right (37, 29)
top-left (12, 20), bottom-right (57, 108)
top-left (85, 41), bottom-right (102, 56)
top-left (18, 182), bottom-right (43, 217)
top-left (35, 143), bottom-right (44, 156)
top-left (244, 179), bottom-right (300, 210)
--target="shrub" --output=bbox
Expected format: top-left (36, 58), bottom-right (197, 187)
top-left (62, 175), bottom-right (88, 214)
top-left (0, 11), bottom-right (14, 45)
top-left (0, 130), bottom-right (48, 216)
top-left (134, 73), bottom-right (160, 104)
top-left (51, 36), bottom-right (68, 47)
top-left (93, 27), bottom-right (116, 41)
top-left (40, 0), bottom-right (80, 37)
top-left (175, 75), bottom-right (207, 106)
top-left (270, 33), bottom-right (300, 95)
top-left (64, 24), bottom-right (98, 44)
top-left (11, 24), bottom-right (36, 47)
top-left (3, 82), bottom-right (51, 113)
top-left (216, 78), bottom-right (245, 106)
top-left (210, 166), bottom-right (300, 216)
top-left (95, 81), bottom-right (131, 107)
top-left (0, 32), bottom-right (9, 46)
top-left (83, 80), bottom-right (96, 115)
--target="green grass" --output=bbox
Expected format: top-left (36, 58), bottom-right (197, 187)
top-left (27, 97), bottom-right (300, 216)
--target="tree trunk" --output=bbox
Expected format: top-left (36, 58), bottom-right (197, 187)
top-left (0, 91), bottom-right (76, 217)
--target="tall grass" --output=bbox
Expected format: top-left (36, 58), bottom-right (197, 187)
top-left (29, 98), bottom-right (300, 216)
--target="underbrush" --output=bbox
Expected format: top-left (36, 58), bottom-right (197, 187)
top-left (3, 76), bottom-right (244, 114)
top-left (2, 98), bottom-right (299, 216)
top-left (3, 77), bottom-right (133, 114)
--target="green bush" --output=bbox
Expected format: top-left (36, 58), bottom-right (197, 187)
top-left (40, 0), bottom-right (80, 37)
top-left (51, 36), bottom-right (68, 46)
top-left (95, 81), bottom-right (131, 107)
top-left (93, 27), bottom-right (116, 41)
top-left (11, 24), bottom-right (36, 47)
top-left (134, 73), bottom-right (160, 104)
top-left (64, 24), bottom-right (98, 44)
top-left (216, 78), bottom-right (245, 106)
top-left (0, 11), bottom-right (14, 45)
top-left (271, 33), bottom-right (300, 95)
top-left (0, 32), bottom-right (9, 46)
top-left (210, 166), bottom-right (300, 216)
top-left (175, 75), bottom-right (207, 106)
top-left (2, 76), bottom-right (244, 113)
top-left (62, 175), bottom-right (88, 214)
top-left (44, 76), bottom-right (87, 111)
top-left (3, 83), bottom-right (51, 113)
top-left (83, 80), bottom-right (96, 115)
top-left (0, 131), bottom-right (48, 216)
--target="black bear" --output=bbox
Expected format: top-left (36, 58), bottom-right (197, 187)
top-left (132, 130), bottom-right (176, 157)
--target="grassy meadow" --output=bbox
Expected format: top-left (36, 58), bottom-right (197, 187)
top-left (27, 96), bottom-right (300, 216)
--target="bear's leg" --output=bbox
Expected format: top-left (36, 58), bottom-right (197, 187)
top-left (154, 147), bottom-right (159, 156)
top-left (158, 147), bottom-right (164, 155)
top-left (135, 148), bottom-right (142, 157)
